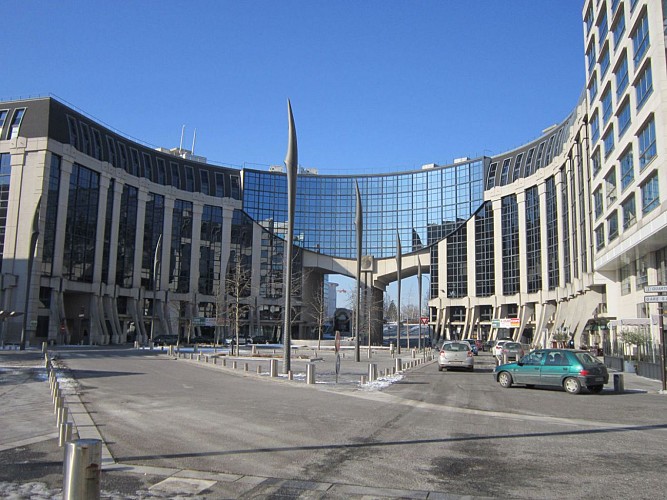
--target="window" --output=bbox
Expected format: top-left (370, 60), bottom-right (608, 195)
top-left (230, 175), bottom-right (241, 200)
top-left (91, 129), bottom-right (103, 160)
top-left (592, 148), bottom-right (602, 177)
top-left (617, 99), bottom-right (631, 137)
top-left (612, 10), bottom-right (625, 49)
top-left (599, 47), bottom-right (610, 78)
top-left (635, 63), bottom-right (653, 110)
top-left (605, 168), bottom-right (617, 205)
top-left (641, 173), bottom-right (659, 214)
top-left (598, 11), bottom-right (608, 42)
top-left (631, 13), bottom-right (649, 66)
top-left (486, 162), bottom-right (497, 189)
top-left (607, 210), bottom-right (619, 241)
top-left (621, 264), bottom-right (632, 295)
top-left (590, 111), bottom-right (600, 144)
top-left (601, 87), bottom-right (613, 125)
top-left (511, 153), bottom-right (523, 182)
top-left (184, 166), bottom-right (195, 192)
top-left (66, 115), bottom-right (79, 148)
top-left (622, 194), bottom-right (636, 229)
top-left (499, 158), bottom-right (511, 185)
top-left (615, 54), bottom-right (628, 98)
top-left (142, 153), bottom-right (153, 181)
top-left (638, 117), bottom-right (656, 170)
top-left (130, 148), bottom-right (141, 176)
top-left (155, 158), bottom-right (166, 185)
top-left (170, 162), bottom-right (181, 189)
top-left (636, 258), bottom-right (648, 290)
top-left (594, 187), bottom-right (604, 219)
top-left (117, 142), bottom-right (129, 172)
top-left (585, 5), bottom-right (594, 34)
top-left (106, 136), bottom-right (117, 166)
top-left (588, 74), bottom-right (599, 102)
top-left (215, 173), bottom-right (225, 197)
top-left (595, 224), bottom-right (605, 250)
top-left (200, 170), bottom-right (210, 195)
top-left (79, 122), bottom-right (91, 156)
top-left (603, 126), bottom-right (615, 158)
top-left (0, 109), bottom-right (7, 138)
top-left (587, 40), bottom-right (597, 76)
top-left (620, 148), bottom-right (634, 191)
top-left (7, 108), bottom-right (25, 140)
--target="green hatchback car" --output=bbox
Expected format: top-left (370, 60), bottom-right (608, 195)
top-left (494, 349), bottom-right (609, 394)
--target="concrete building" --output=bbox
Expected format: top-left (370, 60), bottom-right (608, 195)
top-left (0, 0), bottom-right (666, 355)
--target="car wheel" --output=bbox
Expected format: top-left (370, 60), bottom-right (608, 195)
top-left (498, 371), bottom-right (512, 388)
top-left (469, 367), bottom-right (474, 372)
top-left (438, 366), bottom-right (443, 372)
top-left (563, 377), bottom-right (582, 394)
top-left (588, 384), bottom-right (604, 394)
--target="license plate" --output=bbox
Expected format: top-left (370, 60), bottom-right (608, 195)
top-left (595, 377), bottom-right (604, 382)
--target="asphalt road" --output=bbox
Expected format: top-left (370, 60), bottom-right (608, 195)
top-left (45, 347), bottom-right (667, 499)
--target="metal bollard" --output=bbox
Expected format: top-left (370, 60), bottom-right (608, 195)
top-left (613, 373), bottom-right (624, 393)
top-left (59, 421), bottom-right (72, 447)
top-left (257, 365), bottom-right (262, 374)
top-left (360, 375), bottom-right (367, 385)
top-left (54, 394), bottom-right (62, 415)
top-left (42, 342), bottom-right (48, 353)
top-left (395, 358), bottom-right (402, 373)
top-left (232, 361), bottom-right (237, 369)
top-left (288, 370), bottom-right (293, 380)
top-left (134, 341), bottom-right (139, 349)
top-left (244, 362), bottom-right (249, 372)
top-left (306, 363), bottom-right (316, 384)
top-left (63, 439), bottom-right (102, 500)
top-left (222, 358), bottom-right (227, 367)
top-left (368, 363), bottom-right (378, 382)
top-left (502, 353), bottom-right (508, 365)
top-left (270, 359), bottom-right (278, 377)
top-left (58, 406), bottom-right (68, 427)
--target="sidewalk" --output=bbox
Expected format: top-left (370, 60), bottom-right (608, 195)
top-left (0, 345), bottom-right (665, 499)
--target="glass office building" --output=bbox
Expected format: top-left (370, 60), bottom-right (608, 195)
top-left (0, 0), bottom-right (666, 354)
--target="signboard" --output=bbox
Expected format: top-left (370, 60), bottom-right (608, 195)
top-left (492, 318), bottom-right (521, 329)
top-left (420, 317), bottom-right (429, 325)
top-left (192, 317), bottom-right (216, 327)
top-left (644, 295), bottom-right (667, 303)
top-left (644, 286), bottom-right (667, 293)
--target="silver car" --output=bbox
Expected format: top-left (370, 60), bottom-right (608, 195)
top-left (438, 341), bottom-right (474, 372)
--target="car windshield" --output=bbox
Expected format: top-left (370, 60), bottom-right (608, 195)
top-left (505, 342), bottom-right (521, 350)
top-left (443, 343), bottom-right (469, 351)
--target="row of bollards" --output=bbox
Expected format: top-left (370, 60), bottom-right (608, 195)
top-left (176, 347), bottom-right (434, 387)
top-left (45, 345), bottom-right (102, 500)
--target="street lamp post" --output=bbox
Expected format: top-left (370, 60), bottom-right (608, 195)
top-left (150, 235), bottom-right (162, 343)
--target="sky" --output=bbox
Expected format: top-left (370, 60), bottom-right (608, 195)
top-left (3, 1), bottom-right (586, 306)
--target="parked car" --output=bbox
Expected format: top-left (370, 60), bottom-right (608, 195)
top-left (152, 335), bottom-right (178, 346)
top-left (492, 340), bottom-right (511, 358)
top-left (494, 349), bottom-right (609, 394)
top-left (438, 341), bottom-right (474, 371)
top-left (500, 341), bottom-right (524, 360)
top-left (461, 339), bottom-right (479, 355)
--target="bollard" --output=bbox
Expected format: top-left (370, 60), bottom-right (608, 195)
top-left (59, 421), bottom-right (72, 447)
top-left (232, 361), bottom-right (237, 369)
top-left (502, 353), bottom-right (508, 365)
top-left (54, 394), bottom-right (62, 414)
top-left (257, 365), bottom-right (262, 374)
top-left (213, 357), bottom-right (218, 365)
top-left (58, 406), bottom-right (69, 428)
top-left (149, 341), bottom-right (154, 351)
top-left (360, 375), bottom-right (367, 385)
top-left (42, 341), bottom-right (48, 353)
top-left (613, 373), bottom-right (624, 393)
top-left (368, 363), bottom-right (378, 382)
top-left (395, 358), bottom-right (402, 373)
top-left (306, 363), bottom-right (316, 384)
top-left (134, 341), bottom-right (139, 349)
top-left (244, 362), bottom-right (249, 372)
top-left (222, 358), bottom-right (227, 367)
top-left (288, 370), bottom-right (293, 380)
top-left (63, 439), bottom-right (102, 500)
top-left (252, 345), bottom-right (257, 356)
top-left (270, 359), bottom-right (278, 377)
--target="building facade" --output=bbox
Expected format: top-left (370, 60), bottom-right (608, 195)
top-left (0, 0), bottom-right (666, 352)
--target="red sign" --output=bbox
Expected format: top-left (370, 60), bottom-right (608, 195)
top-left (420, 317), bottom-right (429, 325)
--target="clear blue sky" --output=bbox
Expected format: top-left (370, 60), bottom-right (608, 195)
top-left (3, 1), bottom-right (584, 173)
top-left (3, 1), bottom-right (585, 306)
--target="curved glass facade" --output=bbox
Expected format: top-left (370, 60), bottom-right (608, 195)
top-left (242, 158), bottom-right (486, 259)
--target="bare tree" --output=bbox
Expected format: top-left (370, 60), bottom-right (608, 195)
top-left (225, 256), bottom-right (252, 356)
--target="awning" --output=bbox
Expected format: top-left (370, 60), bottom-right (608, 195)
top-left (608, 318), bottom-right (651, 327)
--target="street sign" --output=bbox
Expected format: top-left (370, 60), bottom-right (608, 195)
top-left (420, 317), bottom-right (428, 325)
top-left (644, 295), bottom-right (667, 303)
top-left (644, 286), bottom-right (667, 293)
